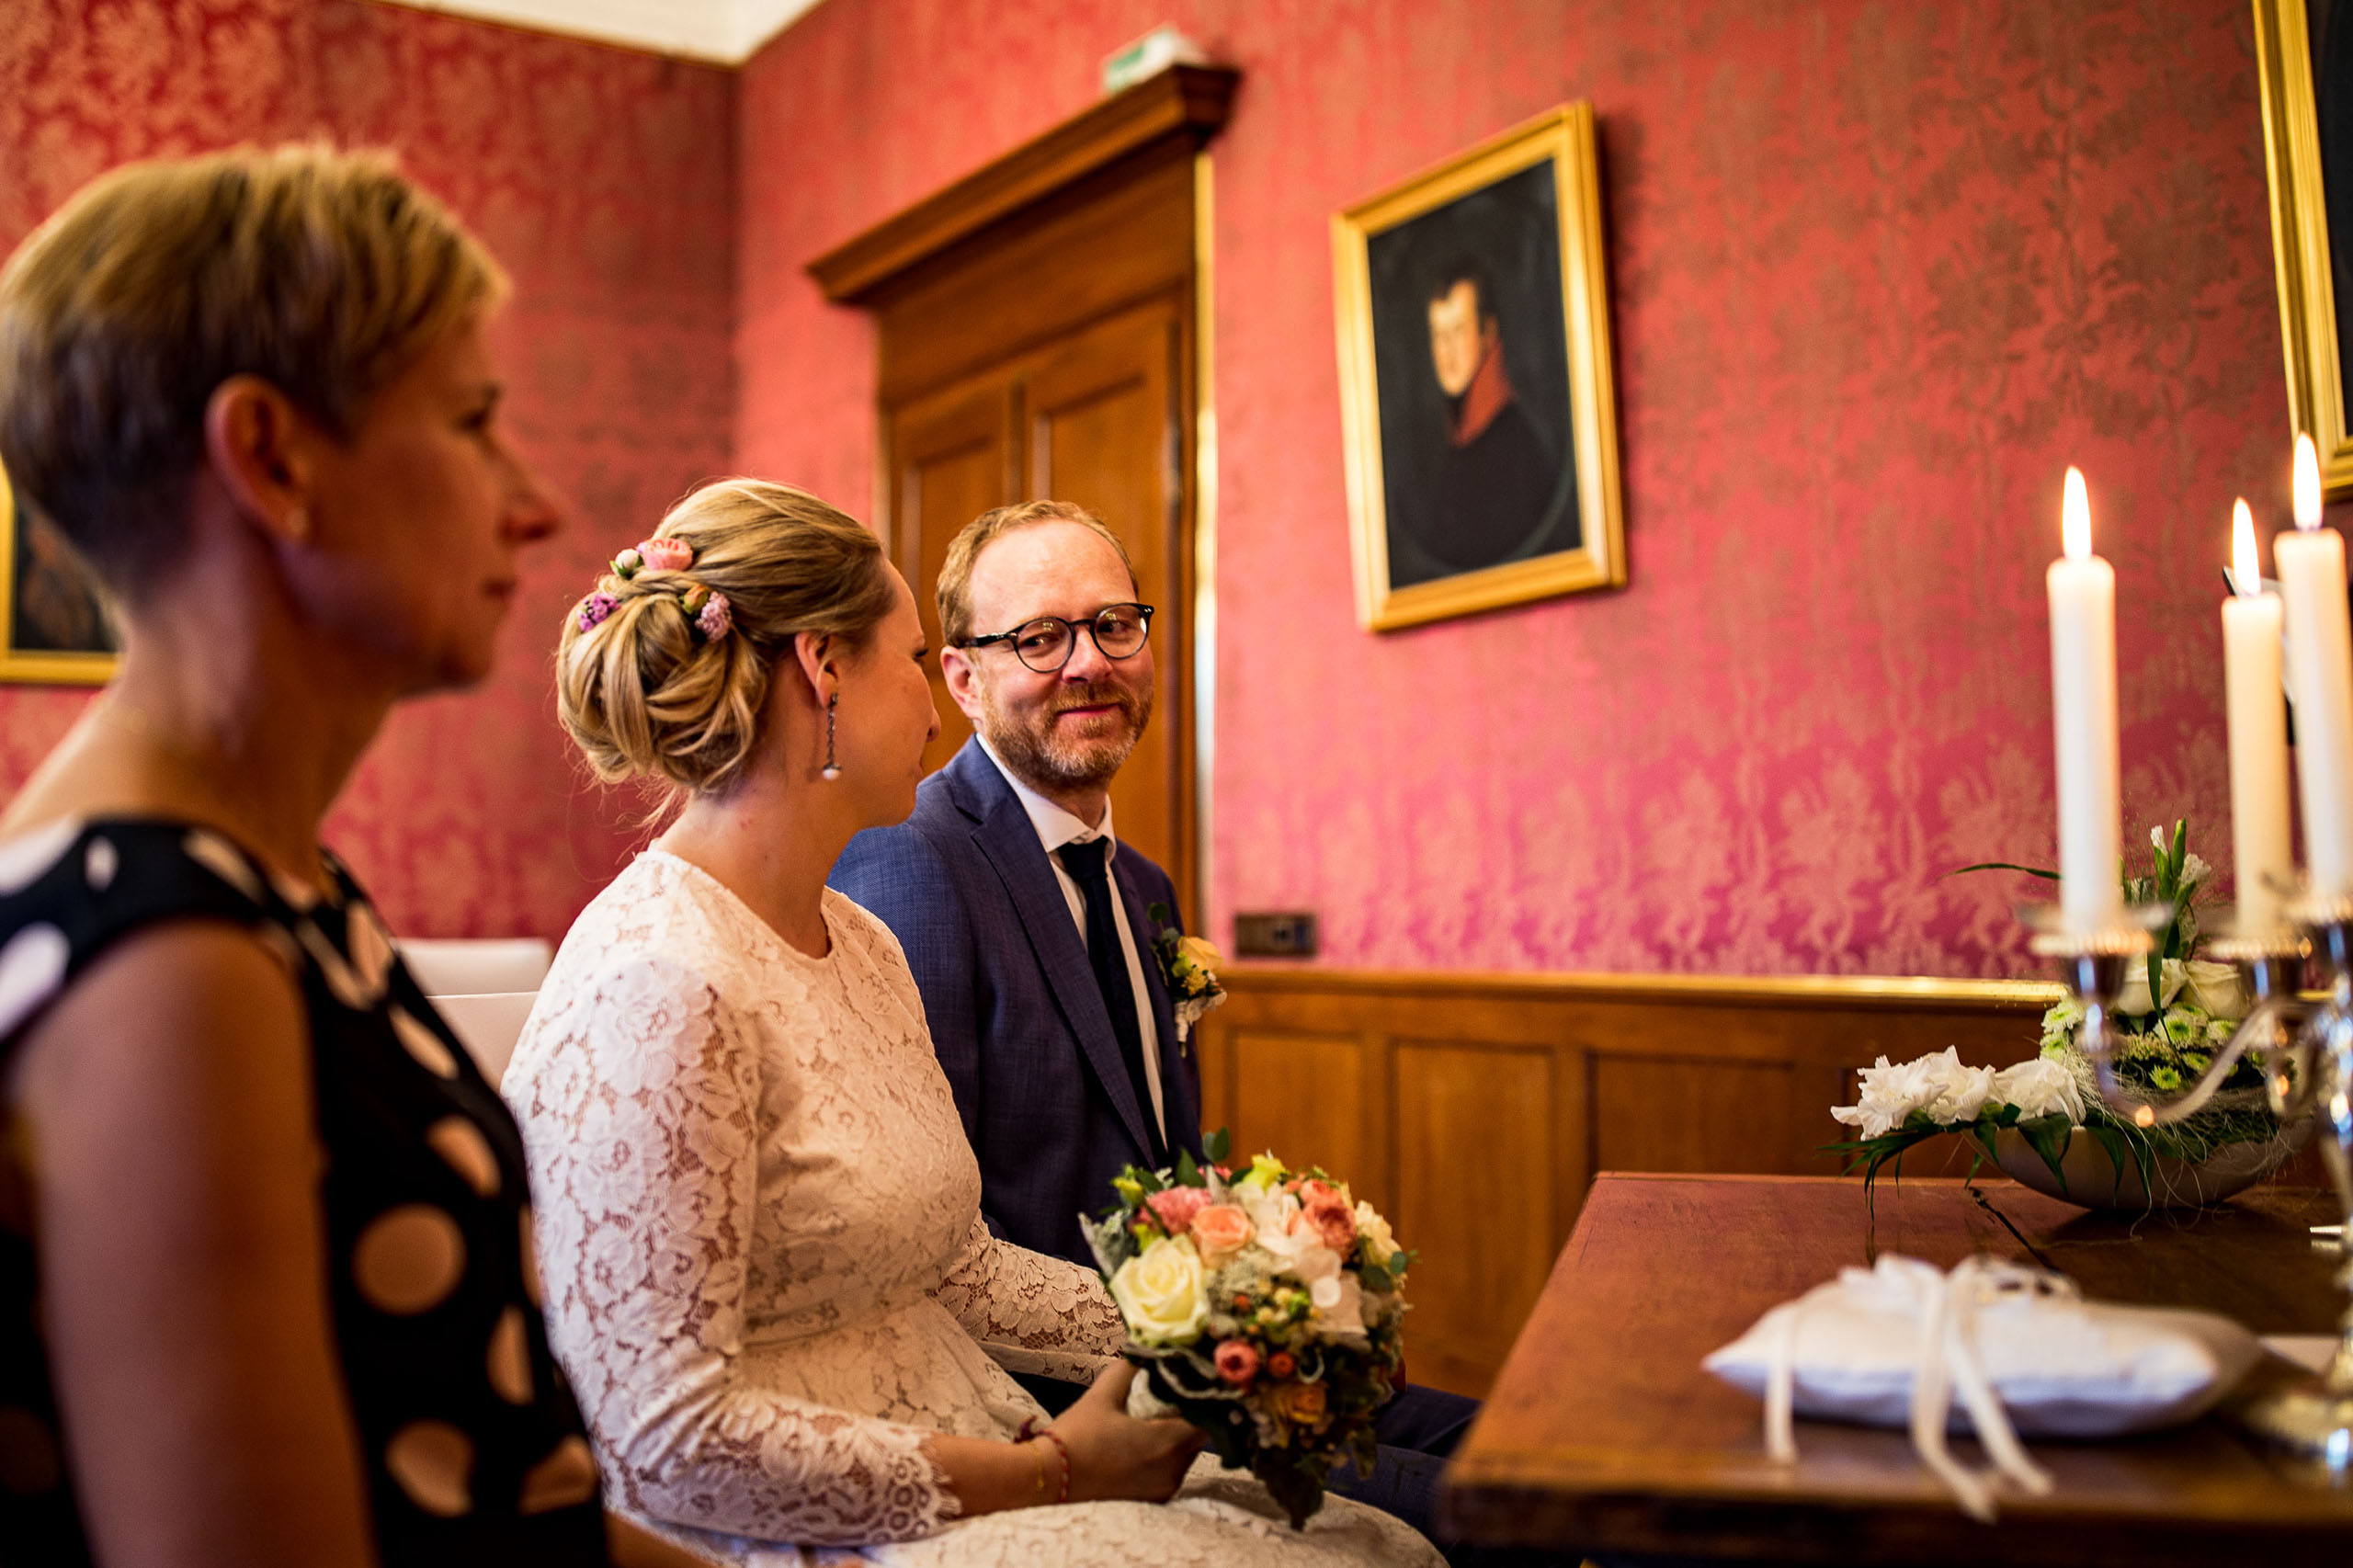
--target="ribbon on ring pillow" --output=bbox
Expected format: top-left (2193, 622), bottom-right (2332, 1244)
top-left (1759, 1256), bottom-right (2055, 1521)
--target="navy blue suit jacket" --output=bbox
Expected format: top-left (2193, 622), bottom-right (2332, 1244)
top-left (830, 738), bottom-right (1205, 1264)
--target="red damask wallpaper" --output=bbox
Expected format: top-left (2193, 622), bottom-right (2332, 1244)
top-left (0, 0), bottom-right (735, 937)
top-left (736, 0), bottom-right (2284, 977)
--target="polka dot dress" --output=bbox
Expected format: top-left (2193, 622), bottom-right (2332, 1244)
top-left (0, 820), bottom-right (608, 1567)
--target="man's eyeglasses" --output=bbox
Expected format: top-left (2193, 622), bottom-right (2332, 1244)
top-left (961, 603), bottom-right (1155, 674)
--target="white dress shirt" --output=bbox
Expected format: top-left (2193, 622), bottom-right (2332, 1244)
top-left (974, 736), bottom-right (1165, 1142)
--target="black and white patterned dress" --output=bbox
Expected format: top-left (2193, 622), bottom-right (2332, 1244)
top-left (0, 817), bottom-right (608, 1566)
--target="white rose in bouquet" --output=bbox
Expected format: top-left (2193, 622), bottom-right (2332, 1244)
top-left (1109, 1235), bottom-right (1209, 1345)
top-left (1312, 1274), bottom-right (1369, 1344)
top-left (1353, 1201), bottom-right (1398, 1265)
top-left (2114, 958), bottom-right (2186, 1019)
top-left (2182, 959), bottom-right (2248, 1023)
top-left (1989, 1056), bottom-right (2086, 1126)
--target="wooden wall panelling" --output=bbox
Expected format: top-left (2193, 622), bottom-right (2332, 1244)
top-left (1392, 1040), bottom-right (1562, 1396)
top-left (1192, 969), bottom-right (2063, 1396)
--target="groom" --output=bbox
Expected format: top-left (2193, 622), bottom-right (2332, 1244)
top-left (831, 501), bottom-right (1480, 1542)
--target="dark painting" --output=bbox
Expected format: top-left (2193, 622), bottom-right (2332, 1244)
top-left (2313, 0), bottom-right (2353, 414)
top-left (1365, 162), bottom-right (1580, 590)
top-left (0, 467), bottom-right (117, 677)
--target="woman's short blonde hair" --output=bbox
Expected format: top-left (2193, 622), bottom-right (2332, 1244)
top-left (556, 479), bottom-right (896, 797)
top-left (0, 143), bottom-right (505, 600)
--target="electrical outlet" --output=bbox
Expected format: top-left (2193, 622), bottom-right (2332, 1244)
top-left (1233, 912), bottom-right (1318, 958)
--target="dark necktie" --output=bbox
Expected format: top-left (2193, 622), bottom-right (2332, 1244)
top-left (1054, 837), bottom-right (1165, 1166)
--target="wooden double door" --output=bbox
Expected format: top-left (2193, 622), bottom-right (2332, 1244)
top-left (881, 283), bottom-right (1194, 904)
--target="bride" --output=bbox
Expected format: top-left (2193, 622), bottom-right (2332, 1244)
top-left (503, 479), bottom-right (1439, 1566)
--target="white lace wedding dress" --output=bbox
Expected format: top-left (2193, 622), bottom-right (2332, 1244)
top-left (503, 849), bottom-right (1440, 1568)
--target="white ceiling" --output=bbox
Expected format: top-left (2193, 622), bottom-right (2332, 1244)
top-left (376, 0), bottom-right (826, 63)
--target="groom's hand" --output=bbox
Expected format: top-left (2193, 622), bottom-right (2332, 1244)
top-left (1051, 1361), bottom-right (1204, 1504)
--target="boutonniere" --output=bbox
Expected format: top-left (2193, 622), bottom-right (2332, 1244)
top-left (1145, 903), bottom-right (1226, 1050)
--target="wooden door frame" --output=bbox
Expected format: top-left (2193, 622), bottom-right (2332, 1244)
top-left (808, 66), bottom-right (1237, 923)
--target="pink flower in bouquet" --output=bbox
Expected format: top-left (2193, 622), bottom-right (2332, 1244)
top-left (1301, 1192), bottom-right (1357, 1255)
top-left (1145, 1187), bottom-right (1211, 1234)
top-left (1189, 1203), bottom-right (1253, 1262)
top-left (1214, 1339), bottom-right (1262, 1385)
top-left (1266, 1350), bottom-right (1296, 1380)
top-left (637, 536), bottom-right (694, 573)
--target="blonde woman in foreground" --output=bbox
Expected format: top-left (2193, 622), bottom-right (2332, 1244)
top-left (505, 478), bottom-right (1441, 1565)
top-left (0, 147), bottom-right (699, 1568)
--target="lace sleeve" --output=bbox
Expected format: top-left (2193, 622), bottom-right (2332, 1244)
top-left (931, 1213), bottom-right (1126, 1384)
top-left (511, 952), bottom-right (960, 1545)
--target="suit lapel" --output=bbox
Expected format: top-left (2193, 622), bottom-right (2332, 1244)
top-left (1119, 862), bottom-right (1200, 1158)
top-left (948, 743), bottom-right (1156, 1163)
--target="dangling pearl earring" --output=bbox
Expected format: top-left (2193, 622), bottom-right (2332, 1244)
top-left (821, 693), bottom-right (841, 780)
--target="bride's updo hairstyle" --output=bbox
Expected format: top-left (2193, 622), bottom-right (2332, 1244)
top-left (557, 478), bottom-right (893, 796)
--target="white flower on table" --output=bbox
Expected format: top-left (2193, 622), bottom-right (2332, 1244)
top-left (2182, 958), bottom-right (2248, 1022)
top-left (2114, 958), bottom-right (2186, 1018)
top-left (1989, 1056), bottom-right (2086, 1127)
top-left (1830, 1047), bottom-right (1996, 1139)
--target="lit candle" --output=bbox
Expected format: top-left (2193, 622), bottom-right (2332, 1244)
top-left (2278, 434), bottom-right (2353, 899)
top-left (2049, 467), bottom-right (2122, 930)
top-left (2223, 501), bottom-right (2291, 936)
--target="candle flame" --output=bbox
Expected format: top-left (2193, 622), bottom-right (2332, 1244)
top-left (2233, 499), bottom-right (2262, 594)
top-left (2296, 433), bottom-right (2324, 530)
top-left (2134, 1104), bottom-right (2155, 1129)
top-left (2063, 467), bottom-right (2090, 560)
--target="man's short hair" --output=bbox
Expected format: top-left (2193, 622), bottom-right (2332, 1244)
top-left (937, 499), bottom-right (1139, 648)
top-left (0, 143), bottom-right (505, 602)
top-left (1427, 256), bottom-right (1499, 327)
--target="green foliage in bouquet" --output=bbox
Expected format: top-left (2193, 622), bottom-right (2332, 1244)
top-left (1083, 1129), bottom-right (1415, 1529)
top-left (1832, 822), bottom-right (2290, 1209)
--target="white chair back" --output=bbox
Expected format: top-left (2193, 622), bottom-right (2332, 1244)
top-left (430, 992), bottom-right (539, 1090)
top-left (397, 937), bottom-right (553, 997)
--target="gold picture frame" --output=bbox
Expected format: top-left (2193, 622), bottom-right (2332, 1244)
top-left (2258, 0), bottom-right (2353, 497)
top-left (1332, 103), bottom-right (1625, 632)
top-left (0, 466), bottom-right (118, 685)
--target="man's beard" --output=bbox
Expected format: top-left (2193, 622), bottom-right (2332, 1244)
top-left (976, 673), bottom-right (1154, 793)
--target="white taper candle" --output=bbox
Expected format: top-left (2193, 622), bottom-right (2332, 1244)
top-left (2048, 467), bottom-right (2122, 930)
top-left (2277, 435), bottom-right (2353, 899)
top-left (2223, 500), bottom-right (2291, 935)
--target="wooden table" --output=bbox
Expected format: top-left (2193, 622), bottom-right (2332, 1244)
top-left (1439, 1173), bottom-right (2352, 1565)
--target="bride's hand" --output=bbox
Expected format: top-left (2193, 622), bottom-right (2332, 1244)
top-left (1051, 1361), bottom-right (1205, 1504)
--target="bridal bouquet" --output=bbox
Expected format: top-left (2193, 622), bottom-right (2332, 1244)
top-left (1082, 1131), bottom-right (1411, 1528)
top-left (1830, 821), bottom-right (2284, 1204)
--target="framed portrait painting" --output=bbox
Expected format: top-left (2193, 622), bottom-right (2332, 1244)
top-left (2260, 0), bottom-right (2353, 497)
top-left (0, 465), bottom-right (118, 684)
top-left (1332, 102), bottom-right (1625, 632)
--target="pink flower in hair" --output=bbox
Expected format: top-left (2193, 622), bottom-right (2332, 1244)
top-left (696, 590), bottom-right (733, 641)
top-left (576, 592), bottom-right (617, 631)
top-left (637, 537), bottom-right (694, 573)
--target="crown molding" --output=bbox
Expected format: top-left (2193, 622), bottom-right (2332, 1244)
top-left (370, 0), bottom-right (824, 63)
top-left (808, 63), bottom-right (1241, 304)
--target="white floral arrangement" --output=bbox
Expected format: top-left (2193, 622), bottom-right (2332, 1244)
top-left (1834, 822), bottom-right (2284, 1202)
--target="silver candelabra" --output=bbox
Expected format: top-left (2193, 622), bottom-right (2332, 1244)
top-left (2035, 897), bottom-right (2353, 1462)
